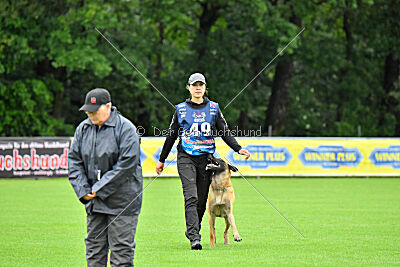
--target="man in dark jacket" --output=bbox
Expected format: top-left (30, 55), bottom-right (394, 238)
top-left (68, 88), bottom-right (143, 267)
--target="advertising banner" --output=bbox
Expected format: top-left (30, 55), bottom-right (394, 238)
top-left (142, 137), bottom-right (400, 177)
top-left (1, 137), bottom-right (399, 178)
top-left (0, 137), bottom-right (71, 178)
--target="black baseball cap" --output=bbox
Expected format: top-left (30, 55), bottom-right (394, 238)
top-left (188, 73), bottom-right (206, 85)
top-left (79, 88), bottom-right (111, 112)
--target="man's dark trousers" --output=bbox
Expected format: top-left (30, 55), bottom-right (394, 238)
top-left (177, 152), bottom-right (211, 242)
top-left (85, 212), bottom-right (139, 267)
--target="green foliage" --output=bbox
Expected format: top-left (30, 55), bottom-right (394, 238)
top-left (0, 79), bottom-right (64, 136)
top-left (0, 0), bottom-right (398, 136)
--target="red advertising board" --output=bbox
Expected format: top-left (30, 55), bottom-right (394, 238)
top-left (0, 137), bottom-right (72, 178)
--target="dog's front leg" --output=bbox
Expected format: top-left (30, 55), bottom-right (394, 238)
top-left (227, 212), bottom-right (242, 242)
top-left (224, 217), bottom-right (230, 245)
top-left (208, 212), bottom-right (216, 247)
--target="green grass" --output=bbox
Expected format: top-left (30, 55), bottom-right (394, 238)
top-left (0, 178), bottom-right (399, 266)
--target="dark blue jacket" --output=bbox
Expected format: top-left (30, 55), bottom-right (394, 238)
top-left (68, 107), bottom-right (142, 215)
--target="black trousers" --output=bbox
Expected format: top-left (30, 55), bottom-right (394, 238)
top-left (177, 152), bottom-right (211, 242)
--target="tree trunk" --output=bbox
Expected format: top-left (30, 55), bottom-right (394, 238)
top-left (380, 52), bottom-right (400, 135)
top-left (239, 110), bottom-right (249, 131)
top-left (155, 20), bottom-right (164, 82)
top-left (264, 8), bottom-right (301, 135)
top-left (264, 58), bottom-right (294, 134)
top-left (36, 57), bottom-right (65, 119)
top-left (336, 2), bottom-right (353, 123)
top-left (194, 2), bottom-right (226, 64)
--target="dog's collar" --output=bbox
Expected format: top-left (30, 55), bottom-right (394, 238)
top-left (213, 186), bottom-right (230, 192)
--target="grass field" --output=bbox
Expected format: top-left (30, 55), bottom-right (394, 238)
top-left (0, 177), bottom-right (399, 266)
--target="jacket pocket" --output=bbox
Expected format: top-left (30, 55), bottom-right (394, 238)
top-left (178, 163), bottom-right (196, 182)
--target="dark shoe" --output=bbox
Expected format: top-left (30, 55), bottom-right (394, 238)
top-left (191, 240), bottom-right (202, 250)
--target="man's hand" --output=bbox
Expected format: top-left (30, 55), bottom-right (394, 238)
top-left (82, 191), bottom-right (97, 201)
top-left (156, 161), bottom-right (164, 175)
top-left (238, 149), bottom-right (251, 160)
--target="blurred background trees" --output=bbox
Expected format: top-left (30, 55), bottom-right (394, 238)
top-left (0, 0), bottom-right (399, 137)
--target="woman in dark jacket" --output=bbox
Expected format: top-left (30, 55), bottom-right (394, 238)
top-left (155, 73), bottom-right (250, 250)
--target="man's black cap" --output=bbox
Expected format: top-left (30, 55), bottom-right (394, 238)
top-left (79, 88), bottom-right (111, 112)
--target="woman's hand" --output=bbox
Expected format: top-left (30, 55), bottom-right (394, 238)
top-left (238, 149), bottom-right (250, 160)
top-left (156, 161), bottom-right (165, 175)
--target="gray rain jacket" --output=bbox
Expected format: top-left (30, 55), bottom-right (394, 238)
top-left (68, 107), bottom-right (143, 215)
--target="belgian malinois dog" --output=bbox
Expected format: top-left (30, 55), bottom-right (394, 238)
top-left (206, 156), bottom-right (242, 247)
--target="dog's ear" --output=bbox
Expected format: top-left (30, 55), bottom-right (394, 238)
top-left (228, 164), bottom-right (238, 172)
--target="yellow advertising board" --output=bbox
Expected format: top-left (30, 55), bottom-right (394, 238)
top-left (141, 137), bottom-right (400, 177)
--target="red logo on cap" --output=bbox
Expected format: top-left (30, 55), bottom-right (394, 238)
top-left (91, 97), bottom-right (96, 103)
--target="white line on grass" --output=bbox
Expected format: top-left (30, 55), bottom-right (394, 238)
top-left (224, 157), bottom-right (306, 239)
